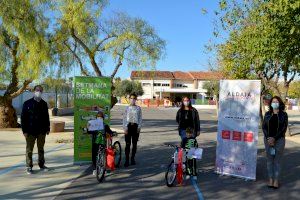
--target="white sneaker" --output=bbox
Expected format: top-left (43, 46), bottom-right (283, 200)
top-left (93, 170), bottom-right (96, 176)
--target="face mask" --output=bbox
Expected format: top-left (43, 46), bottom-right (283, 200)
top-left (130, 99), bottom-right (136, 105)
top-left (183, 101), bottom-right (190, 107)
top-left (34, 91), bottom-right (42, 99)
top-left (271, 102), bottom-right (279, 109)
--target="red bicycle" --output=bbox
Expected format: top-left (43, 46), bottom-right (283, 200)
top-left (95, 131), bottom-right (122, 183)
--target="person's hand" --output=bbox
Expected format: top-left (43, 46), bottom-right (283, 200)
top-left (137, 128), bottom-right (141, 134)
top-left (197, 131), bottom-right (200, 136)
top-left (124, 130), bottom-right (128, 135)
top-left (268, 137), bottom-right (275, 146)
top-left (23, 133), bottom-right (28, 137)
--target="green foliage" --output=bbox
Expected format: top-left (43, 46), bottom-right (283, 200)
top-left (202, 81), bottom-right (220, 98)
top-left (288, 81), bottom-right (300, 99)
top-left (0, 83), bottom-right (7, 90)
top-left (214, 0), bottom-right (300, 99)
top-left (53, 1), bottom-right (166, 77)
top-left (42, 77), bottom-right (71, 93)
top-left (0, 0), bottom-right (51, 82)
top-left (114, 80), bottom-right (144, 98)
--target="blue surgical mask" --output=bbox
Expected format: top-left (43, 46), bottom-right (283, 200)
top-left (271, 102), bottom-right (279, 109)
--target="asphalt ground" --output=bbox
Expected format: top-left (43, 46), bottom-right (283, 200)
top-left (1, 106), bottom-right (300, 200)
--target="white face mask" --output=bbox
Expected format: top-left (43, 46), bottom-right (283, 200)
top-left (183, 101), bottom-right (190, 107)
top-left (34, 91), bottom-right (42, 99)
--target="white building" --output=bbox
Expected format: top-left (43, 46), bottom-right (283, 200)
top-left (130, 71), bottom-right (222, 102)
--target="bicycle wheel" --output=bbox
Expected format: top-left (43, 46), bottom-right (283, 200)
top-left (165, 159), bottom-right (177, 187)
top-left (96, 146), bottom-right (106, 183)
top-left (113, 141), bottom-right (122, 168)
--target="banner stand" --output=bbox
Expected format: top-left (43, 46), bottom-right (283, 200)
top-left (215, 80), bottom-right (261, 180)
top-left (73, 76), bottom-right (112, 164)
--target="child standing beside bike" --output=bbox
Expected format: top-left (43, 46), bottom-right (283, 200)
top-left (88, 111), bottom-right (114, 176)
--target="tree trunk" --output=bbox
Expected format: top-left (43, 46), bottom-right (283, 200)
top-left (0, 96), bottom-right (18, 128)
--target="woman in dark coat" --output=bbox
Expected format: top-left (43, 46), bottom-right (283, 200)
top-left (262, 96), bottom-right (288, 189)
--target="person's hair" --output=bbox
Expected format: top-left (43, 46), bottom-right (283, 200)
top-left (97, 111), bottom-right (104, 118)
top-left (34, 85), bottom-right (43, 92)
top-left (130, 93), bottom-right (137, 99)
top-left (269, 96), bottom-right (285, 112)
top-left (181, 96), bottom-right (192, 110)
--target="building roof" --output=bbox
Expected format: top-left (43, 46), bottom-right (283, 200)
top-left (172, 71), bottom-right (194, 80)
top-left (131, 70), bottom-right (223, 80)
top-left (188, 71), bottom-right (223, 80)
top-left (131, 71), bottom-right (174, 80)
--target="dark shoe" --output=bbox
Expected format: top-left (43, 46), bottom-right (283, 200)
top-left (124, 161), bottom-right (129, 167)
top-left (131, 159), bottom-right (136, 165)
top-left (26, 167), bottom-right (33, 175)
top-left (40, 165), bottom-right (50, 171)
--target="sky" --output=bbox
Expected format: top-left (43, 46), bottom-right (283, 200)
top-left (97, 0), bottom-right (222, 79)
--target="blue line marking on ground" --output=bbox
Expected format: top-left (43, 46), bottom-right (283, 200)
top-left (191, 178), bottom-right (204, 200)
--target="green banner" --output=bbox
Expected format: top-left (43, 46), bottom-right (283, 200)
top-left (74, 76), bottom-right (111, 163)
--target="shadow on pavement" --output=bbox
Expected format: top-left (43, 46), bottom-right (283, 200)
top-left (54, 143), bottom-right (199, 200)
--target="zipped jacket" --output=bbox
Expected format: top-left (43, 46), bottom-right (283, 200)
top-left (262, 110), bottom-right (288, 141)
top-left (176, 107), bottom-right (200, 135)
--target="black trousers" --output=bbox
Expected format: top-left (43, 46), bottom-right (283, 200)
top-left (91, 132), bottom-right (100, 170)
top-left (125, 123), bottom-right (140, 161)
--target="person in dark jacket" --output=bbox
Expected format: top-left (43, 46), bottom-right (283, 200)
top-left (176, 96), bottom-right (200, 140)
top-left (176, 96), bottom-right (200, 178)
top-left (21, 85), bottom-right (50, 174)
top-left (262, 96), bottom-right (288, 189)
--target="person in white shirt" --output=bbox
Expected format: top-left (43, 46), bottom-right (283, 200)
top-left (123, 93), bottom-right (142, 167)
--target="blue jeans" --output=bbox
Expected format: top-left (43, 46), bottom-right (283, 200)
top-left (264, 137), bottom-right (285, 180)
top-left (179, 129), bottom-right (187, 141)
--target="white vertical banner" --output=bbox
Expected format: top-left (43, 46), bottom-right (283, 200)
top-left (216, 80), bottom-right (261, 180)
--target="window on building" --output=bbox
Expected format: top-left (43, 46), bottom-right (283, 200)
top-left (162, 83), bottom-right (170, 87)
top-left (142, 83), bottom-right (151, 86)
top-left (154, 83), bottom-right (161, 86)
top-left (175, 84), bottom-right (188, 88)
